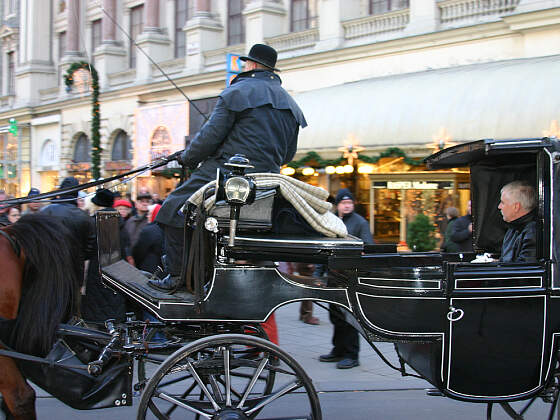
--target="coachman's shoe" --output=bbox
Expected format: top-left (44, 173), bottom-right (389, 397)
top-left (319, 352), bottom-right (343, 363)
top-left (336, 358), bottom-right (360, 369)
top-left (148, 274), bottom-right (181, 294)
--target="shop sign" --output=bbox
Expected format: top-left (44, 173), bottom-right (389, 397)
top-left (67, 162), bottom-right (91, 172)
top-left (387, 181), bottom-right (439, 190)
top-left (105, 161), bottom-right (133, 171)
top-left (375, 181), bottom-right (453, 190)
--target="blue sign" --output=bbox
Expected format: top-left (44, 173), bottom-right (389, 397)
top-left (226, 53), bottom-right (243, 86)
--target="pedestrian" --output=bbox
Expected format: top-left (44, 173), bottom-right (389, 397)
top-left (6, 206), bottom-right (21, 224)
top-left (41, 177), bottom-right (97, 279)
top-left (81, 189), bottom-right (128, 323)
top-left (132, 204), bottom-right (164, 274)
top-left (319, 188), bottom-right (373, 369)
top-left (0, 191), bottom-right (11, 226)
top-left (114, 198), bottom-right (133, 222)
top-left (294, 263), bottom-right (320, 325)
top-left (441, 206), bottom-right (459, 252)
top-left (450, 200), bottom-right (474, 253)
top-left (125, 190), bottom-right (151, 248)
top-left (77, 190), bottom-right (88, 213)
top-left (151, 43), bottom-right (307, 293)
top-left (22, 188), bottom-right (41, 215)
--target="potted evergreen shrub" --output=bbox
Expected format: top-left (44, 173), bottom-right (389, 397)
top-left (406, 214), bottom-right (437, 252)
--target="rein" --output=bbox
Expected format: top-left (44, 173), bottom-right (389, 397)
top-left (0, 229), bottom-right (20, 258)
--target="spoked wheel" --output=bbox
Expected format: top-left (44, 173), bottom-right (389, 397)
top-left (136, 325), bottom-right (269, 386)
top-left (137, 334), bottom-right (321, 420)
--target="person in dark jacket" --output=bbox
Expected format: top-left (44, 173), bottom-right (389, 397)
top-left (125, 191), bottom-right (151, 248)
top-left (498, 180), bottom-right (537, 262)
top-left (151, 43), bottom-right (307, 293)
top-left (41, 177), bottom-right (96, 273)
top-left (450, 200), bottom-right (474, 253)
top-left (319, 188), bottom-right (373, 369)
top-left (133, 204), bottom-right (164, 274)
top-left (81, 188), bottom-right (129, 323)
top-left (441, 207), bottom-right (459, 252)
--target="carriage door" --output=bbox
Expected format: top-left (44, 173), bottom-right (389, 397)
top-left (444, 263), bottom-right (547, 399)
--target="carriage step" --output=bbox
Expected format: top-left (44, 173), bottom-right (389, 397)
top-left (101, 260), bottom-right (194, 304)
top-left (426, 388), bottom-right (443, 396)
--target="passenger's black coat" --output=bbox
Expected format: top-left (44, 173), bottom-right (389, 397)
top-left (132, 222), bottom-right (164, 273)
top-left (500, 211), bottom-right (537, 263)
top-left (156, 69), bottom-right (307, 228)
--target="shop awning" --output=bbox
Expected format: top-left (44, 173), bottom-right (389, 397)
top-left (293, 55), bottom-right (560, 151)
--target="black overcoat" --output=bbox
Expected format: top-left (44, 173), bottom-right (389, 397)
top-left (156, 69), bottom-right (307, 228)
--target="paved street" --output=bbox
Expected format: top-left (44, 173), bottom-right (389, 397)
top-left (28, 303), bottom-right (554, 419)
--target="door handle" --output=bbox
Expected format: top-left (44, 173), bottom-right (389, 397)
top-left (447, 306), bottom-right (464, 322)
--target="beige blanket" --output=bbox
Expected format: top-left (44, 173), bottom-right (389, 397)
top-left (187, 173), bottom-right (348, 238)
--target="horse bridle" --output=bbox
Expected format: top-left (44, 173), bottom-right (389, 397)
top-left (0, 229), bottom-right (20, 258)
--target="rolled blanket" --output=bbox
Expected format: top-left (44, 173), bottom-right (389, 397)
top-left (187, 173), bottom-right (348, 238)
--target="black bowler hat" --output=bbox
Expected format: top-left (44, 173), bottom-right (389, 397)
top-left (92, 188), bottom-right (115, 208)
top-left (240, 44), bottom-right (280, 72)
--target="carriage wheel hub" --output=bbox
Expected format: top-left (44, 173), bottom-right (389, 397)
top-left (212, 408), bottom-right (249, 420)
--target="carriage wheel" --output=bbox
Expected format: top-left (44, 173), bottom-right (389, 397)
top-left (136, 325), bottom-right (269, 386)
top-left (136, 334), bottom-right (321, 420)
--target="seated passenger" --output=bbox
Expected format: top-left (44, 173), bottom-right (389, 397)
top-left (498, 180), bottom-right (537, 263)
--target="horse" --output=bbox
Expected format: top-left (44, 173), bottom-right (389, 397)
top-left (0, 214), bottom-right (81, 419)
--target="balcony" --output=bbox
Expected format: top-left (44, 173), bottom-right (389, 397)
top-left (439, 0), bottom-right (520, 25)
top-left (265, 28), bottom-right (319, 53)
top-left (343, 9), bottom-right (410, 40)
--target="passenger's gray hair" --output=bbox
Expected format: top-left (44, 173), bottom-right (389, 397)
top-left (501, 180), bottom-right (536, 211)
top-left (445, 207), bottom-right (459, 218)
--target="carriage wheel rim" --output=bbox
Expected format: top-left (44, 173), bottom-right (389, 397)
top-left (136, 334), bottom-right (322, 420)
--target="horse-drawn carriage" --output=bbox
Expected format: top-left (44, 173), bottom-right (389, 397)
top-left (1, 137), bottom-right (560, 419)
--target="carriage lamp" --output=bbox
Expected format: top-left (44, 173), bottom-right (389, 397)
top-left (225, 176), bottom-right (252, 204)
top-left (222, 154), bottom-right (257, 248)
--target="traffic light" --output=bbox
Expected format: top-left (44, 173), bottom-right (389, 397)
top-left (8, 118), bottom-right (17, 136)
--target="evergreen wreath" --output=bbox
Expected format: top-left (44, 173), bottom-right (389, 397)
top-left (287, 147), bottom-right (425, 169)
top-left (64, 61), bottom-right (101, 180)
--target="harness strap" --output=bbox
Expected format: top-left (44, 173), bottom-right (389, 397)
top-left (0, 229), bottom-right (20, 258)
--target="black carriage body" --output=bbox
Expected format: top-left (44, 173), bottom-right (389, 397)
top-left (97, 137), bottom-right (560, 405)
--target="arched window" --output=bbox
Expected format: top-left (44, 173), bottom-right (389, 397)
top-left (40, 139), bottom-right (58, 166)
top-left (111, 130), bottom-right (132, 161)
top-left (73, 133), bottom-right (90, 162)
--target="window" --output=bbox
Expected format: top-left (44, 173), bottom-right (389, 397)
top-left (40, 140), bottom-right (58, 167)
top-left (73, 134), bottom-right (90, 163)
top-left (6, 0), bottom-right (16, 15)
top-left (91, 19), bottom-right (102, 55)
top-left (111, 131), bottom-right (132, 161)
top-left (227, 0), bottom-right (245, 46)
top-left (130, 5), bottom-right (144, 68)
top-left (369, 0), bottom-right (409, 15)
top-left (175, 0), bottom-right (194, 58)
top-left (7, 52), bottom-right (14, 95)
top-left (290, 0), bottom-right (317, 32)
top-left (59, 31), bottom-right (66, 60)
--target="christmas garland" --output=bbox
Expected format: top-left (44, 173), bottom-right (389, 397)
top-left (287, 147), bottom-right (425, 169)
top-left (64, 61), bottom-right (101, 180)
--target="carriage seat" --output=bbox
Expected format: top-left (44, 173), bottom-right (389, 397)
top-left (208, 187), bottom-right (276, 231)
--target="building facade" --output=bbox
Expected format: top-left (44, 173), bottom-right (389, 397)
top-left (1, 0), bottom-right (559, 243)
